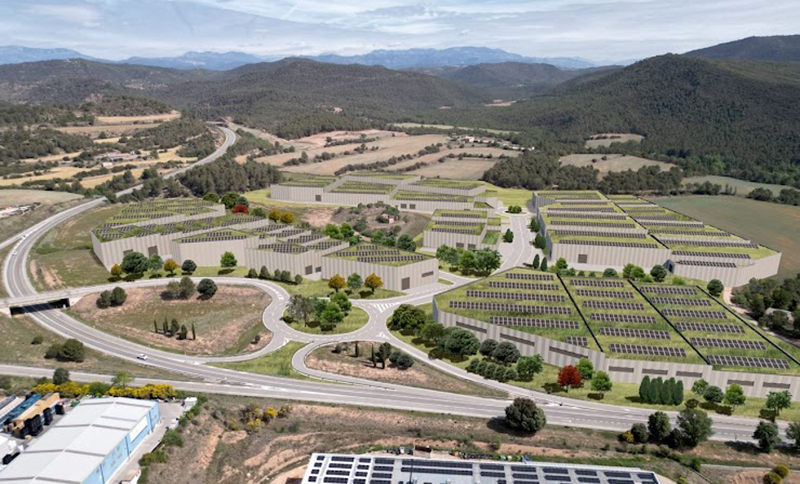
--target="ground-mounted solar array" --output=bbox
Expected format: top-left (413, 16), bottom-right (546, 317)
top-left (179, 229), bottom-right (252, 243)
top-left (330, 181), bottom-right (395, 194)
top-left (466, 290), bottom-right (566, 302)
top-left (609, 344), bottom-right (687, 358)
top-left (277, 174), bottom-right (337, 187)
top-left (328, 244), bottom-right (433, 266)
top-left (600, 328), bottom-right (670, 340)
top-left (548, 220), bottom-right (639, 229)
top-left (558, 239), bottom-right (660, 249)
top-left (258, 243), bottom-right (310, 253)
top-left (583, 300), bottom-right (645, 311)
top-left (575, 289), bottom-right (635, 299)
top-left (549, 230), bottom-right (647, 239)
top-left (489, 281), bottom-right (560, 291)
top-left (674, 260), bottom-right (738, 268)
top-left (651, 297), bottom-right (712, 306)
top-left (393, 190), bottom-right (472, 202)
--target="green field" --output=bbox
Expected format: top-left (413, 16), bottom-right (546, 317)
top-left (650, 196), bottom-right (800, 280)
top-left (283, 306), bottom-right (369, 335)
top-left (683, 175), bottom-right (796, 197)
top-left (213, 341), bottom-right (309, 380)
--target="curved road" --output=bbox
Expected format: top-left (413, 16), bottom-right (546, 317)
top-left (0, 149), bottom-right (773, 442)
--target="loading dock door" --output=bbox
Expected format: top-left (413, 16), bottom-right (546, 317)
top-left (578, 254), bottom-right (588, 263)
top-left (401, 277), bottom-right (410, 290)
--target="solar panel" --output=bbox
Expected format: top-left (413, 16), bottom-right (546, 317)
top-left (430, 220), bottom-right (486, 227)
top-left (546, 207), bottom-right (617, 212)
top-left (639, 220), bottom-right (704, 228)
top-left (650, 297), bottom-right (712, 306)
top-left (591, 313), bottom-right (656, 324)
top-left (559, 240), bottom-right (659, 249)
top-left (439, 212), bottom-right (484, 219)
top-left (489, 281), bottom-right (561, 291)
top-left (641, 286), bottom-right (697, 295)
top-left (706, 355), bottom-right (790, 369)
top-left (583, 301), bottom-right (645, 311)
top-left (675, 260), bottom-right (738, 268)
top-left (691, 338), bottom-right (766, 350)
top-left (672, 250), bottom-right (751, 260)
top-left (259, 243), bottom-right (309, 253)
top-left (599, 327), bottom-right (671, 339)
top-left (575, 289), bottom-right (634, 299)
top-left (430, 227), bottom-right (481, 235)
top-left (546, 211), bottom-right (626, 219)
top-left (505, 272), bottom-right (555, 281)
top-left (549, 220), bottom-right (637, 229)
top-left (489, 316), bottom-right (580, 329)
top-left (467, 290), bottom-right (566, 302)
top-left (449, 301), bottom-right (572, 314)
top-left (659, 239), bottom-right (758, 249)
top-left (609, 344), bottom-right (686, 358)
top-left (357, 255), bottom-right (426, 263)
top-left (342, 250), bottom-right (404, 257)
top-left (569, 279), bottom-right (625, 288)
top-left (649, 229), bottom-right (730, 237)
top-left (549, 230), bottom-right (646, 239)
top-left (675, 322), bottom-right (745, 334)
top-left (662, 309), bottom-right (727, 319)
top-left (566, 336), bottom-right (588, 347)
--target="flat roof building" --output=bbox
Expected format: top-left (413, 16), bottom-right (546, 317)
top-left (0, 398), bottom-right (160, 484)
top-left (302, 453), bottom-right (660, 484)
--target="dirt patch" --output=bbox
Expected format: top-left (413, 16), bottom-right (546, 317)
top-left (301, 207), bottom-right (337, 228)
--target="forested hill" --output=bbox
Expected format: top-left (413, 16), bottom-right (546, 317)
top-left (685, 35), bottom-right (800, 62)
top-left (437, 62), bottom-right (598, 98)
top-left (437, 54), bottom-right (800, 188)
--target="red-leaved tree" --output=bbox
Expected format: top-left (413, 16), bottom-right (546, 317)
top-left (557, 365), bottom-right (582, 391)
top-left (232, 204), bottom-right (249, 214)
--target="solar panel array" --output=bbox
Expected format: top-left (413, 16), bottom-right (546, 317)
top-left (467, 290), bottom-right (566, 302)
top-left (706, 355), bottom-right (790, 370)
top-left (649, 229), bottom-right (730, 237)
top-left (575, 289), bottom-right (634, 299)
top-left (430, 227), bottom-right (481, 235)
top-left (489, 281), bottom-right (560, 291)
top-left (549, 230), bottom-right (646, 239)
top-left (506, 272), bottom-right (555, 281)
top-left (675, 260), bottom-right (738, 268)
top-left (546, 212), bottom-right (627, 220)
top-left (276, 229), bottom-right (306, 238)
top-left (341, 250), bottom-right (407, 257)
top-left (549, 220), bottom-right (637, 229)
top-left (439, 212), bottom-right (484, 219)
top-left (663, 309), bottom-right (727, 319)
top-left (672, 250), bottom-right (751, 260)
top-left (258, 243), bottom-right (309, 253)
top-left (600, 327), bottom-right (671, 340)
top-left (358, 255), bottom-right (426, 263)
top-left (430, 220), bottom-right (485, 227)
top-left (546, 206), bottom-right (617, 212)
top-left (659, 239), bottom-right (758, 249)
top-left (560, 239), bottom-right (659, 249)
top-left (639, 220), bottom-right (705, 227)
top-left (309, 240), bottom-right (346, 250)
top-left (569, 279), bottom-right (625, 288)
top-left (290, 234), bottom-right (326, 243)
top-left (641, 286), bottom-right (696, 295)
top-left (450, 301), bottom-right (572, 314)
top-left (566, 336), bottom-right (588, 347)
top-left (489, 316), bottom-right (580, 329)
top-left (675, 322), bottom-right (745, 334)
top-left (583, 300), bottom-right (645, 311)
top-left (651, 297), bottom-right (711, 306)
top-left (690, 338), bottom-right (766, 350)
top-left (181, 231), bottom-right (250, 243)
top-left (591, 313), bottom-right (657, 324)
top-left (609, 344), bottom-right (686, 358)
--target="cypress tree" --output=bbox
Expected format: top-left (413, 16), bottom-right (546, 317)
top-left (532, 254), bottom-right (540, 269)
top-left (191, 323), bottom-right (196, 340)
top-left (162, 317), bottom-right (168, 334)
top-left (639, 376), bottom-right (651, 402)
top-left (674, 380), bottom-right (684, 405)
top-left (354, 341), bottom-right (359, 357)
top-left (371, 345), bottom-right (376, 367)
top-left (650, 377), bottom-right (663, 404)
top-left (662, 378), bottom-right (673, 405)
top-left (540, 258), bottom-right (548, 271)
top-left (154, 319), bottom-right (158, 333)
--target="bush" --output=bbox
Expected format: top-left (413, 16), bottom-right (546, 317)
top-left (31, 335), bottom-right (44, 345)
top-left (162, 429), bottom-right (184, 447)
top-left (773, 465), bottom-right (790, 479)
top-left (631, 423), bottom-right (649, 444)
top-left (44, 344), bottom-right (62, 359)
top-left (198, 279), bottom-right (217, 298)
top-left (763, 472), bottom-right (782, 484)
top-left (60, 339), bottom-right (86, 362)
top-left (504, 398), bottom-right (546, 434)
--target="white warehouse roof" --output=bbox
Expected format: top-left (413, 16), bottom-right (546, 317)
top-left (0, 397), bottom-right (156, 484)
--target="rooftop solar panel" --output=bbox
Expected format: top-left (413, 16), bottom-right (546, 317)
top-left (560, 240), bottom-right (659, 249)
top-left (575, 289), bottom-right (634, 299)
top-left (690, 338), bottom-right (766, 350)
top-left (674, 322), bottom-right (745, 333)
top-left (565, 336), bottom-right (588, 347)
top-left (675, 260), bottom-right (738, 268)
top-left (672, 250), bottom-right (751, 260)
top-left (609, 344), bottom-right (686, 358)
top-left (706, 355), bottom-right (790, 369)
top-left (489, 281), bottom-right (561, 291)
top-left (549, 221), bottom-right (637, 229)
top-left (550, 230), bottom-right (647, 239)
top-left (641, 286), bottom-right (697, 295)
top-left (651, 297), bottom-right (712, 306)
top-left (569, 279), bottom-right (625, 288)
top-left (505, 272), bottom-right (555, 281)
top-left (467, 290), bottom-right (566, 302)
top-left (662, 309), bottom-right (727, 319)
top-left (591, 313), bottom-right (656, 324)
top-left (599, 327), bottom-right (671, 339)
top-left (450, 301), bottom-right (572, 314)
top-left (583, 301), bottom-right (645, 311)
top-left (489, 316), bottom-right (580, 329)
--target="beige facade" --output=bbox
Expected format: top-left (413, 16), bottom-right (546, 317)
top-left (546, 236), bottom-right (671, 269)
top-left (669, 252), bottom-right (782, 287)
top-left (321, 255), bottom-right (439, 291)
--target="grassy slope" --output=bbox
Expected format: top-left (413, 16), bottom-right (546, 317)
top-left (283, 306), bottom-right (369, 335)
top-left (213, 341), bottom-right (309, 380)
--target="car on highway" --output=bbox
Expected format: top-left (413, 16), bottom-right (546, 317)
top-left (136, 353), bottom-right (148, 361)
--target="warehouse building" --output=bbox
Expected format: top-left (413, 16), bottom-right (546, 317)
top-left (303, 453), bottom-right (661, 484)
top-left (422, 209), bottom-right (502, 250)
top-left (322, 244), bottom-right (438, 291)
top-left (0, 397), bottom-right (160, 484)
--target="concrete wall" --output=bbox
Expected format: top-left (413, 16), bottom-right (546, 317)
top-left (391, 199), bottom-right (474, 212)
top-left (319, 192), bottom-right (390, 206)
top-left (245, 249), bottom-right (325, 277)
top-left (170, 236), bottom-right (261, 267)
top-left (423, 229), bottom-right (492, 251)
top-left (321, 256), bottom-right (439, 291)
top-left (342, 175), bottom-right (420, 186)
top-left (270, 185), bottom-right (325, 202)
top-left (547, 236), bottom-right (671, 269)
top-left (670, 253), bottom-right (782, 288)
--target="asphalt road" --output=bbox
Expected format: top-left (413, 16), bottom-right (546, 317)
top-left (0, 147), bottom-right (776, 443)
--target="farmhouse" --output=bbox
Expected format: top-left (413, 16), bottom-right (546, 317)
top-left (533, 190), bottom-right (781, 287)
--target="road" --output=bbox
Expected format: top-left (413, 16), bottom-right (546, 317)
top-left (0, 149), bottom-right (775, 443)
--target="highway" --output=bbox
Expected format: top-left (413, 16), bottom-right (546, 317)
top-left (0, 131), bottom-right (776, 443)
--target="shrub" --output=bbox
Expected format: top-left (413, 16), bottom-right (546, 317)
top-left (631, 423), bottom-right (649, 444)
top-left (763, 472), bottom-right (782, 484)
top-left (773, 465), bottom-right (790, 479)
top-left (198, 279), bottom-right (217, 298)
top-left (31, 335), bottom-right (44, 345)
top-left (504, 398), bottom-right (546, 434)
top-left (44, 344), bottom-right (62, 359)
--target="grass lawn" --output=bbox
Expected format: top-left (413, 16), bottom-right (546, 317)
top-left (65, 286), bottom-right (271, 356)
top-left (213, 341), bottom-right (309, 380)
top-left (650, 195), bottom-right (800, 280)
top-left (482, 183), bottom-right (532, 208)
top-left (0, 313), bottom-right (192, 381)
top-left (283, 307), bottom-right (369, 335)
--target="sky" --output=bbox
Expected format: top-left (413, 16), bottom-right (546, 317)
top-left (1, 0), bottom-right (798, 63)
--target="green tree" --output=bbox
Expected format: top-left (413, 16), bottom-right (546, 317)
top-left (648, 411), bottom-right (672, 442)
top-left (555, 258), bottom-right (569, 271)
top-left (707, 279), bottom-right (724, 297)
top-left (492, 341), bottom-right (520, 365)
top-left (198, 278), bottom-right (217, 298)
top-left (347, 273), bottom-right (363, 292)
top-left (504, 398), bottom-right (546, 434)
top-left (703, 385), bottom-right (724, 404)
top-left (440, 328), bottom-right (480, 358)
top-left (112, 371), bottom-right (133, 388)
top-left (330, 292), bottom-right (352, 314)
top-left (191, 323), bottom-right (196, 340)
top-left (397, 234), bottom-right (416, 251)
top-left (677, 408), bottom-right (714, 447)
top-left (603, 268), bottom-right (618, 277)
top-left (503, 229), bottom-right (514, 243)
top-left (203, 192), bottom-right (219, 203)
top-left (148, 254), bottom-right (164, 272)
top-left (631, 423), bottom-right (649, 444)
top-left (786, 421), bottom-right (800, 449)
top-left (97, 290), bottom-right (112, 308)
top-left (516, 355), bottom-right (543, 381)
top-left (220, 251), bottom-right (237, 269)
top-left (576, 358), bottom-right (594, 381)
top-left (221, 192), bottom-right (239, 209)
top-left (753, 421), bottom-right (781, 453)
top-left (650, 265), bottom-right (667, 282)
top-left (110, 286), bottom-right (127, 306)
top-left (724, 384), bottom-right (746, 409)
top-left (320, 302), bottom-right (344, 330)
top-left (387, 304), bottom-right (427, 333)
top-left (591, 371), bottom-right (613, 395)
top-left (765, 391), bottom-right (792, 416)
top-left (288, 295), bottom-right (315, 326)
top-left (170, 318), bottom-right (180, 335)
top-left (639, 376), bottom-right (651, 402)
top-left (53, 368), bottom-right (70, 385)
top-left (60, 339), bottom-right (86, 362)
top-left (181, 259), bottom-right (197, 274)
top-left (340, 223), bottom-right (354, 239)
top-left (479, 339), bottom-right (498, 358)
top-left (532, 254), bottom-right (540, 269)
top-left (459, 250), bottom-right (477, 273)
top-left (419, 322), bottom-right (446, 343)
top-left (540, 258), bottom-right (548, 271)
top-left (121, 251), bottom-right (149, 275)
top-left (691, 379), bottom-right (709, 397)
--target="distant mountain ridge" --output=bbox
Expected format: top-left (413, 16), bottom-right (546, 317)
top-left (685, 35), bottom-right (800, 62)
top-left (0, 46), bottom-right (103, 64)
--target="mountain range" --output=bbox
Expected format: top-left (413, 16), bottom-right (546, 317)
top-left (685, 35), bottom-right (800, 62)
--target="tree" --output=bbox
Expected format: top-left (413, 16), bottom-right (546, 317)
top-left (328, 274), bottom-right (346, 292)
top-left (703, 385), bottom-right (724, 404)
top-left (280, 211), bottom-right (295, 224)
top-left (691, 379), bottom-right (709, 397)
top-left (110, 264), bottom-right (122, 279)
top-left (387, 304), bottom-right (427, 333)
top-left (419, 322), bottom-right (446, 344)
top-left (787, 421), bottom-right (800, 449)
top-left (441, 328), bottom-right (480, 358)
top-left (324, 224), bottom-right (342, 239)
top-left (753, 421), bottom-right (781, 453)
top-left (650, 265), bottom-right (667, 282)
top-left (170, 318), bottom-right (180, 335)
top-left (677, 408), bottom-right (714, 447)
top-left (364, 273), bottom-right (383, 293)
top-left (121, 251), bottom-right (149, 275)
top-left (148, 254), bottom-right (164, 272)
top-left (97, 290), bottom-right (112, 308)
top-left (397, 234), bottom-right (416, 251)
top-left (631, 423), bottom-right (649, 444)
top-left (221, 192), bottom-right (239, 209)
top-left (60, 339), bottom-right (85, 362)
top-left (340, 223), bottom-right (354, 239)
top-left (181, 259), bottom-right (197, 274)
top-left (268, 209), bottom-right (281, 222)
top-left (163, 259), bottom-right (178, 275)
top-left (763, 472), bottom-right (783, 484)
top-left (347, 273), bottom-right (363, 292)
top-left (540, 258), bottom-right (548, 271)
top-left (492, 341), bottom-right (520, 365)
top-left (331, 292), bottom-right (352, 314)
top-left (252, 207), bottom-right (266, 218)
top-left (480, 339), bottom-right (498, 358)
top-left (288, 295), bottom-right (315, 326)
top-left (112, 371), bottom-right (133, 388)
top-left (516, 355), bottom-right (543, 381)
top-left (474, 249), bottom-right (502, 274)
top-left (191, 323), bottom-right (196, 340)
top-left (179, 325), bottom-right (189, 340)
top-left (576, 358), bottom-right (594, 380)
top-left (176, 276), bottom-right (195, 299)
top-left (724, 384), bottom-right (746, 408)
top-left (247, 268), bottom-right (258, 278)
top-left (555, 258), bottom-right (569, 271)
top-left (259, 266), bottom-right (271, 279)
top-left (648, 411), bottom-right (672, 442)
top-left (766, 391), bottom-right (792, 416)
top-left (320, 302), bottom-right (344, 330)
top-left (707, 279), bottom-right (724, 297)
top-left (603, 268), bottom-right (618, 278)
top-left (198, 278), bottom-right (217, 298)
top-left (639, 376), bottom-right (651, 401)
top-left (110, 286), bottom-right (127, 306)
top-left (377, 342), bottom-right (392, 369)
top-left (390, 351), bottom-right (414, 369)
top-left (220, 251), bottom-right (237, 269)
top-left (557, 365), bottom-right (582, 390)
top-left (504, 398), bottom-right (546, 434)
top-left (773, 465), bottom-right (790, 480)
top-left (232, 204), bottom-right (249, 214)
top-left (532, 254), bottom-right (540, 269)
top-left (294, 274), bottom-right (303, 285)
top-left (459, 250), bottom-right (476, 274)
top-left (203, 192), bottom-right (220, 203)
top-left (503, 229), bottom-right (514, 243)
top-left (591, 371), bottom-right (613, 395)
top-left (53, 368), bottom-right (70, 385)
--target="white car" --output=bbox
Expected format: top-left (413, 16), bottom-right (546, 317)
top-left (11, 250), bottom-right (17, 256)
top-left (136, 353), bottom-right (148, 361)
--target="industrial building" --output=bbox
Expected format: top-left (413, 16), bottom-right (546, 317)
top-left (302, 453), bottom-right (661, 484)
top-left (3, 393), bottom-right (61, 438)
top-left (422, 210), bottom-right (502, 251)
top-left (322, 244), bottom-right (438, 291)
top-left (0, 397), bottom-right (160, 484)
top-left (270, 174), bottom-right (498, 214)
top-left (532, 190), bottom-right (781, 287)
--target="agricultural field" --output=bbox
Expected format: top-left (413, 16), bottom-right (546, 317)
top-left (683, 175), bottom-right (796, 197)
top-left (559, 154), bottom-right (674, 175)
top-left (393, 122), bottom-right (517, 135)
top-left (0, 190), bottom-right (86, 243)
top-left (650, 195), bottom-right (800, 279)
top-left (584, 133), bottom-right (644, 148)
top-left (408, 157), bottom-right (499, 179)
top-left (66, 286), bottom-right (272, 356)
top-left (54, 112), bottom-right (181, 138)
